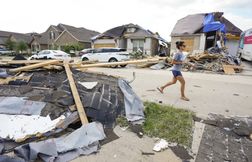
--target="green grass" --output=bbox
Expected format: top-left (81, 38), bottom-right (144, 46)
top-left (143, 102), bottom-right (194, 147)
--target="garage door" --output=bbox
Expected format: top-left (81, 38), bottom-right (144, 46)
top-left (94, 44), bottom-right (116, 48)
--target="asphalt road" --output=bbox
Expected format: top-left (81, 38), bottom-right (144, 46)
top-left (89, 65), bottom-right (252, 118)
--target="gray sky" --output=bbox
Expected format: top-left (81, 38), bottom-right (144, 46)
top-left (1, 0), bottom-right (252, 41)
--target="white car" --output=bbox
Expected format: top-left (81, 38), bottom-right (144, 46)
top-left (79, 48), bottom-right (94, 56)
top-left (29, 50), bottom-right (71, 60)
top-left (81, 48), bottom-right (130, 67)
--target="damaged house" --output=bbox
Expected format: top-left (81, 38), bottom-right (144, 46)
top-left (30, 24), bottom-right (100, 52)
top-left (92, 23), bottom-right (168, 56)
top-left (0, 59), bottom-right (144, 161)
top-left (170, 12), bottom-right (242, 56)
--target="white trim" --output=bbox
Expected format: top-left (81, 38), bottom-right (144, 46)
top-left (54, 30), bottom-right (79, 44)
top-left (45, 25), bottom-right (57, 33)
top-left (51, 26), bottom-right (59, 32)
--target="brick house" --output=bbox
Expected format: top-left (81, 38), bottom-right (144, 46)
top-left (31, 24), bottom-right (99, 52)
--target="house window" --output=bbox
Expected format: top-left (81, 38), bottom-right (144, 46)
top-left (50, 31), bottom-right (55, 39)
top-left (127, 27), bottom-right (136, 33)
top-left (132, 39), bottom-right (144, 52)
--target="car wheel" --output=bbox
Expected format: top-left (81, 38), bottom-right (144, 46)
top-left (120, 64), bottom-right (127, 68)
top-left (82, 57), bottom-right (89, 61)
top-left (109, 58), bottom-right (118, 68)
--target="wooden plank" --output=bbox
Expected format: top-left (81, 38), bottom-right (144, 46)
top-left (78, 58), bottom-right (165, 68)
top-left (223, 65), bottom-right (235, 74)
top-left (9, 60), bottom-right (60, 73)
top-left (64, 63), bottom-right (89, 125)
top-left (0, 60), bottom-right (49, 65)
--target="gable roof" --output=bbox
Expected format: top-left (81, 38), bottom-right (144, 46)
top-left (58, 24), bottom-right (100, 42)
top-left (35, 24), bottom-right (100, 44)
top-left (93, 23), bottom-right (160, 40)
top-left (171, 12), bottom-right (242, 36)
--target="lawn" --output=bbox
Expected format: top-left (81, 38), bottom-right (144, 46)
top-left (143, 102), bottom-right (194, 147)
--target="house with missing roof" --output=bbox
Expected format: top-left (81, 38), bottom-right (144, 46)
top-left (30, 24), bottom-right (99, 52)
top-left (92, 23), bottom-right (168, 56)
top-left (170, 12), bottom-right (242, 56)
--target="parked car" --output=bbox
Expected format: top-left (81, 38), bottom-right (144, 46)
top-left (0, 48), bottom-right (14, 55)
top-left (237, 28), bottom-right (252, 61)
top-left (79, 48), bottom-right (94, 56)
top-left (80, 48), bottom-right (130, 67)
top-left (28, 50), bottom-right (71, 60)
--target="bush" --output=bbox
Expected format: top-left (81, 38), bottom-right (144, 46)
top-left (62, 44), bottom-right (83, 57)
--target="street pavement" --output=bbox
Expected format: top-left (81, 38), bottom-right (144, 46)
top-left (89, 64), bottom-right (252, 118)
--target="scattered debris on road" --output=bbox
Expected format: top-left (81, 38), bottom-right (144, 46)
top-left (0, 59), bottom-right (145, 161)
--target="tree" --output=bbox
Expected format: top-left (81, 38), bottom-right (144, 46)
top-left (16, 41), bottom-right (28, 54)
top-left (5, 39), bottom-right (16, 50)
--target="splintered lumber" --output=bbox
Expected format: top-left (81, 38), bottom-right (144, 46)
top-left (78, 58), bottom-right (165, 68)
top-left (0, 75), bottom-right (32, 84)
top-left (9, 60), bottom-right (60, 73)
top-left (64, 63), bottom-right (89, 125)
top-left (223, 65), bottom-right (235, 75)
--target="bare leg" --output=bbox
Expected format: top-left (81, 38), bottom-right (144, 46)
top-left (176, 76), bottom-right (189, 101)
top-left (158, 77), bottom-right (177, 93)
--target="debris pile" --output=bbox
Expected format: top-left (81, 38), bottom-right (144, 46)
top-left (195, 114), bottom-right (252, 162)
top-left (0, 59), bottom-right (145, 161)
top-left (185, 48), bottom-right (242, 74)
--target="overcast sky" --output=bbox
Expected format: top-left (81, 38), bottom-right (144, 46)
top-left (1, 0), bottom-right (252, 41)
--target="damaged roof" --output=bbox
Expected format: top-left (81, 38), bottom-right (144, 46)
top-left (92, 23), bottom-right (164, 41)
top-left (171, 12), bottom-right (242, 36)
top-left (171, 14), bottom-right (205, 36)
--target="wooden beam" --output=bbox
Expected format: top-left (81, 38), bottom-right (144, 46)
top-left (9, 60), bottom-right (60, 73)
top-left (0, 60), bottom-right (48, 65)
top-left (78, 58), bottom-right (165, 68)
top-left (64, 63), bottom-right (89, 125)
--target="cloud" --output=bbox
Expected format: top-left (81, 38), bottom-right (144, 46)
top-left (224, 13), bottom-right (252, 31)
top-left (137, 0), bottom-right (196, 8)
top-left (0, 0), bottom-right (251, 41)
